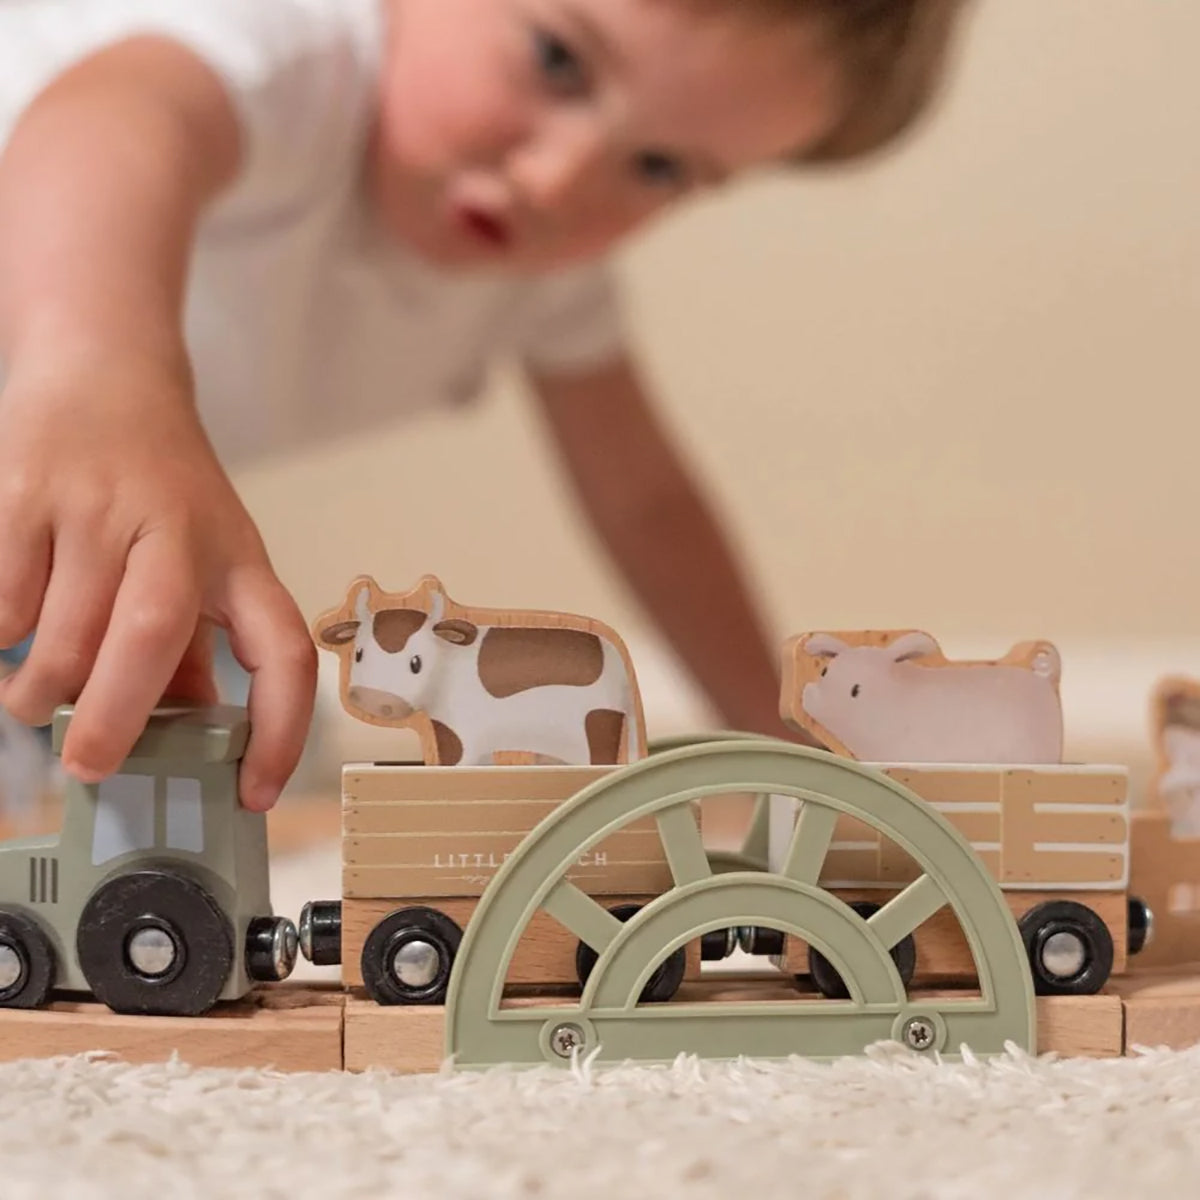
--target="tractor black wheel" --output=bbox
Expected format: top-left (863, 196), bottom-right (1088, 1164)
top-left (807, 901), bottom-right (917, 1000)
top-left (0, 908), bottom-right (55, 1009)
top-left (575, 903), bottom-right (687, 1004)
top-left (1019, 900), bottom-right (1113, 996)
top-left (361, 907), bottom-right (462, 1006)
top-left (76, 870), bottom-right (233, 1016)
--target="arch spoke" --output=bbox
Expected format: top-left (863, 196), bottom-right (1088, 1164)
top-left (656, 802), bottom-right (711, 887)
top-left (542, 880), bottom-right (623, 952)
top-left (867, 874), bottom-right (948, 952)
top-left (781, 801), bottom-right (838, 884)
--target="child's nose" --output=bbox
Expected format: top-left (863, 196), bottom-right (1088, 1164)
top-left (508, 122), bottom-right (608, 213)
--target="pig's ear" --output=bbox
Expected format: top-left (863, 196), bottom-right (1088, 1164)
top-left (803, 634), bottom-right (849, 660)
top-left (1031, 643), bottom-right (1061, 683)
top-left (888, 632), bottom-right (939, 663)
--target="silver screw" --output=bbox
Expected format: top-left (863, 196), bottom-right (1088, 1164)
top-left (903, 1016), bottom-right (936, 1052)
top-left (550, 1023), bottom-right (585, 1058)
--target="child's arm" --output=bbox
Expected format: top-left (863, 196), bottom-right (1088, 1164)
top-left (527, 356), bottom-right (816, 745)
top-left (0, 38), bottom-right (317, 809)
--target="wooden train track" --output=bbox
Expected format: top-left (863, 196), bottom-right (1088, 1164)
top-left (3, 966), bottom-right (1199, 1074)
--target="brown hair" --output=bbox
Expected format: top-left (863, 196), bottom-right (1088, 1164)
top-left (802, 0), bottom-right (970, 164)
top-left (678, 0), bottom-right (971, 165)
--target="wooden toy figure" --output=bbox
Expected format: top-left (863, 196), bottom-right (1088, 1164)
top-left (1151, 677), bottom-right (1200, 839)
top-left (313, 575), bottom-right (647, 766)
top-left (780, 630), bottom-right (1064, 763)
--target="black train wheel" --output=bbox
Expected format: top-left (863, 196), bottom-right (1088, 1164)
top-left (576, 904), bottom-right (687, 1004)
top-left (76, 870), bottom-right (233, 1016)
top-left (808, 901), bottom-right (917, 999)
top-left (1018, 900), bottom-right (1113, 996)
top-left (362, 907), bottom-right (462, 1006)
top-left (0, 908), bottom-right (55, 1009)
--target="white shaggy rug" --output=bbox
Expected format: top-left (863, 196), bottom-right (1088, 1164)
top-left (3, 1042), bottom-right (1200, 1199)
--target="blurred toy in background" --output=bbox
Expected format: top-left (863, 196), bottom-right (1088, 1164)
top-left (1151, 677), bottom-right (1200, 839)
top-left (781, 630), bottom-right (1063, 764)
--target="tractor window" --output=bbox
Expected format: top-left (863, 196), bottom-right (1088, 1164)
top-left (166, 777), bottom-right (204, 853)
top-left (91, 774), bottom-right (155, 865)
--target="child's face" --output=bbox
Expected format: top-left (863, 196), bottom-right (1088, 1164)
top-left (371, 0), bottom-right (838, 270)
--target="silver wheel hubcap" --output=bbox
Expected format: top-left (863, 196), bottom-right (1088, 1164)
top-left (392, 939), bottom-right (441, 989)
top-left (1042, 930), bottom-right (1087, 979)
top-left (127, 927), bottom-right (178, 977)
top-left (0, 944), bottom-right (23, 991)
top-left (272, 921), bottom-right (299, 979)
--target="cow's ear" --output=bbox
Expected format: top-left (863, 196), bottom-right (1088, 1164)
top-left (317, 619), bottom-right (360, 647)
top-left (433, 618), bottom-right (478, 647)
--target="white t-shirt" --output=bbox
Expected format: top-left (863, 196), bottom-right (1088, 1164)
top-left (0, 0), bottom-right (627, 466)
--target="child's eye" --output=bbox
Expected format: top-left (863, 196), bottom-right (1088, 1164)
top-left (634, 150), bottom-right (687, 189)
top-left (533, 28), bottom-right (588, 96)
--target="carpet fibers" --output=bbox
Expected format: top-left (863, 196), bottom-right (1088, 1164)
top-left (2, 1041), bottom-right (1199, 1199)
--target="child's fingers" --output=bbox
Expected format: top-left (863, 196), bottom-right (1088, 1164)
top-left (163, 620), bottom-right (219, 705)
top-left (0, 531), bottom-right (123, 725)
top-left (222, 567), bottom-right (316, 812)
top-left (0, 516), bottom-right (51, 651)
top-left (61, 537), bottom-right (201, 781)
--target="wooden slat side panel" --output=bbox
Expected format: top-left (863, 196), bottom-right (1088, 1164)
top-left (344, 861), bottom-right (674, 900)
top-left (344, 829), bottom-right (663, 868)
top-left (1027, 811), bottom-right (1127, 846)
top-left (343, 765), bottom-right (614, 805)
top-left (1000, 770), bottom-right (1129, 888)
top-left (1005, 769), bottom-right (1127, 807)
top-left (344, 800), bottom-right (663, 837)
top-left (883, 768), bottom-right (1003, 806)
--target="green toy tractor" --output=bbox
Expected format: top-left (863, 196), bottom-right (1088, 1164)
top-left (0, 705), bottom-right (296, 1016)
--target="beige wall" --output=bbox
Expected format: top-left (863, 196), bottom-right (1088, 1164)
top-left (237, 0), bottom-right (1199, 755)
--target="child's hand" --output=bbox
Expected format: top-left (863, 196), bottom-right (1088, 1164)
top-left (0, 347), bottom-right (317, 811)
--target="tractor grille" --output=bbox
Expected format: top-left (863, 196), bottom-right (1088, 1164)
top-left (28, 856), bottom-right (59, 905)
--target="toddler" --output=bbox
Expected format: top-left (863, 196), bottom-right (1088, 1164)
top-left (0, 0), bottom-right (966, 809)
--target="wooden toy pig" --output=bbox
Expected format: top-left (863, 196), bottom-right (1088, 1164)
top-left (781, 630), bottom-right (1063, 763)
top-left (313, 575), bottom-right (647, 767)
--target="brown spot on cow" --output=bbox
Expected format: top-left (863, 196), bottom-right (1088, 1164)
top-left (478, 628), bottom-right (604, 699)
top-left (374, 608), bottom-right (428, 654)
top-left (432, 720), bottom-right (463, 766)
top-left (585, 709), bottom-right (626, 764)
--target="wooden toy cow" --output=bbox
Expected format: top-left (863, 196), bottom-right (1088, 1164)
top-left (781, 629), bottom-right (1064, 763)
top-left (313, 575), bottom-right (647, 766)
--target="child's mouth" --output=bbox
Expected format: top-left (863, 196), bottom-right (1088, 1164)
top-left (455, 204), bottom-right (513, 250)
